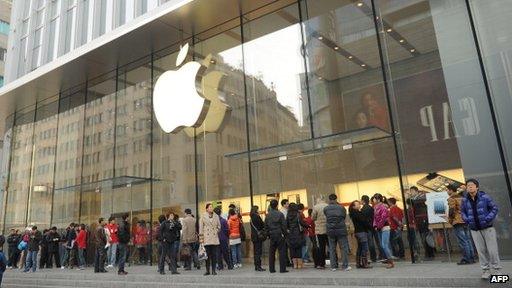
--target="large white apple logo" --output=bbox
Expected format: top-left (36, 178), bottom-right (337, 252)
top-left (154, 43), bottom-right (230, 135)
top-left (153, 43), bottom-right (210, 133)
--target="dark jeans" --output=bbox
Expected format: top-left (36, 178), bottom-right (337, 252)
top-left (316, 234), bottom-right (328, 268)
top-left (252, 240), bottom-right (263, 269)
top-left (453, 224), bottom-right (475, 262)
top-left (391, 229), bottom-right (405, 258)
top-left (204, 244), bottom-right (218, 273)
top-left (407, 228), bottom-right (420, 260)
top-left (355, 232), bottom-right (369, 260)
top-left (39, 246), bottom-right (48, 268)
top-left (137, 246), bottom-right (147, 264)
top-left (117, 243), bottom-right (128, 272)
top-left (47, 249), bottom-right (60, 268)
top-left (268, 237), bottom-right (287, 273)
top-left (8, 248), bottom-right (20, 268)
top-left (328, 234), bottom-right (349, 269)
top-left (78, 248), bottom-right (86, 267)
top-left (217, 240), bottom-right (231, 270)
top-left (0, 271), bottom-right (3, 286)
top-left (159, 241), bottom-right (177, 273)
top-left (94, 247), bottom-right (106, 272)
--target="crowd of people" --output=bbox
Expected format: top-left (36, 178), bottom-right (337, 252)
top-left (0, 178), bottom-right (503, 285)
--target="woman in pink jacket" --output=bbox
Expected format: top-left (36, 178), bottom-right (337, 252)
top-left (372, 193), bottom-right (394, 268)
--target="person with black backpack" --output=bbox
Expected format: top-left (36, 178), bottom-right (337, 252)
top-left (117, 213), bottom-right (130, 275)
top-left (158, 212), bottom-right (180, 275)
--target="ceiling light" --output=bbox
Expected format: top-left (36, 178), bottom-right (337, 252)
top-left (361, 64), bottom-right (366, 67)
top-left (334, 46), bottom-right (339, 50)
top-left (348, 56), bottom-right (353, 59)
top-left (386, 28), bottom-right (392, 32)
top-left (357, 2), bottom-right (363, 7)
top-left (399, 39), bottom-right (405, 43)
top-left (318, 36), bottom-right (323, 40)
top-left (410, 49), bottom-right (416, 53)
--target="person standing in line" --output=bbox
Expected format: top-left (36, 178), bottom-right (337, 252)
top-left (250, 205), bottom-right (266, 272)
top-left (311, 196), bottom-right (328, 269)
top-left (117, 213), bottom-right (130, 275)
top-left (303, 208), bottom-right (317, 267)
top-left (446, 184), bottom-right (476, 265)
top-left (199, 203), bottom-right (221, 276)
top-left (228, 208), bottom-right (243, 269)
top-left (279, 199), bottom-right (292, 267)
top-left (361, 195), bottom-right (381, 263)
top-left (0, 235), bottom-right (6, 286)
top-left (461, 179), bottom-right (501, 279)
top-left (106, 216), bottom-right (119, 269)
top-left (156, 215), bottom-right (166, 274)
top-left (94, 218), bottom-right (108, 273)
top-left (388, 198), bottom-right (405, 260)
top-left (265, 199), bottom-right (288, 274)
top-left (323, 194), bottom-right (351, 272)
top-left (134, 221), bottom-right (149, 265)
top-left (286, 203), bottom-right (309, 269)
top-left (159, 212), bottom-right (180, 275)
top-left (39, 229), bottom-right (50, 269)
top-left (76, 224), bottom-right (87, 270)
top-left (7, 229), bottom-right (21, 269)
top-left (46, 227), bottom-right (61, 269)
top-left (61, 223), bottom-right (76, 269)
top-left (23, 226), bottom-right (42, 273)
top-left (297, 203), bottom-right (310, 263)
top-left (214, 207), bottom-right (232, 270)
top-left (405, 199), bottom-right (420, 260)
top-left (372, 193), bottom-right (394, 269)
top-left (171, 215), bottom-right (182, 270)
top-left (181, 209), bottom-right (199, 270)
top-left (349, 200), bottom-right (372, 269)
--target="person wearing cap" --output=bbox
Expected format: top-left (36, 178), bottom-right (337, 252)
top-left (23, 226), bottom-right (42, 273)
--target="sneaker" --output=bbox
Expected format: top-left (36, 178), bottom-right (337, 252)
top-left (61, 266), bottom-right (65, 270)
top-left (481, 270), bottom-right (491, 279)
top-left (238, 263), bottom-right (242, 268)
top-left (106, 265), bottom-right (113, 269)
top-left (343, 266), bottom-right (352, 272)
top-left (331, 268), bottom-right (337, 272)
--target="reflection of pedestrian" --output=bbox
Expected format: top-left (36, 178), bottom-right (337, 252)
top-left (461, 179), bottom-right (501, 279)
top-left (360, 93), bottom-right (390, 131)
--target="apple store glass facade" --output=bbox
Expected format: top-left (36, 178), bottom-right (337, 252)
top-left (1, 0), bottom-right (512, 262)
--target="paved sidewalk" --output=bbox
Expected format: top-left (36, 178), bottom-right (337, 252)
top-left (2, 260), bottom-right (511, 287)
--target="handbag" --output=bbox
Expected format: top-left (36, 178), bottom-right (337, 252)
top-left (239, 219), bottom-right (247, 242)
top-left (250, 219), bottom-right (267, 241)
top-left (425, 231), bottom-right (435, 248)
top-left (198, 244), bottom-right (208, 261)
top-left (180, 244), bottom-right (192, 260)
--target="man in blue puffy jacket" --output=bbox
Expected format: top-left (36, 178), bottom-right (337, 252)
top-left (461, 178), bottom-right (500, 279)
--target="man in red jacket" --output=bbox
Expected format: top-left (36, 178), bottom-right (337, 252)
top-left (76, 224), bottom-right (87, 270)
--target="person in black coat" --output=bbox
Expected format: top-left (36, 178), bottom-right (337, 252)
top-left (6, 229), bottom-right (21, 269)
top-left (265, 199), bottom-right (288, 274)
top-left (286, 203), bottom-right (309, 269)
top-left (39, 229), bottom-right (50, 269)
top-left (349, 200), bottom-right (372, 269)
top-left (250, 205), bottom-right (266, 272)
top-left (47, 227), bottom-right (61, 268)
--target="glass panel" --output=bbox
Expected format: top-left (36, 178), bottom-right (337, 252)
top-left (470, 0), bottom-right (512, 197)
top-left (53, 90), bottom-right (85, 227)
top-left (27, 97), bottom-right (59, 228)
top-left (376, 0), bottom-right (512, 259)
top-left (242, 4), bottom-right (311, 150)
top-left (80, 74), bottom-right (116, 225)
top-left (194, 26), bottom-right (251, 245)
top-left (303, 0), bottom-right (390, 137)
top-left (0, 114), bottom-right (15, 233)
top-left (5, 107), bottom-right (36, 231)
